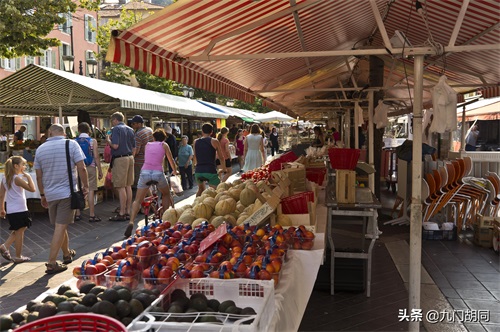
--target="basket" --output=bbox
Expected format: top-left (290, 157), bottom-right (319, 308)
top-left (14, 313), bottom-right (127, 332)
top-left (305, 167), bottom-right (327, 186)
top-left (328, 148), bottom-right (360, 170)
top-left (281, 191), bottom-right (315, 214)
top-left (127, 278), bottom-right (275, 332)
top-left (268, 151), bottom-right (298, 172)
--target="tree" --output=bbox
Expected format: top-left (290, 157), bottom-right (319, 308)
top-left (0, 0), bottom-right (100, 58)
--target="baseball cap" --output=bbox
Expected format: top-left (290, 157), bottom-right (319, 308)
top-left (131, 115), bottom-right (144, 123)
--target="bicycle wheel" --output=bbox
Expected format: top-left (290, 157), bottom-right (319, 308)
top-left (145, 201), bottom-right (157, 226)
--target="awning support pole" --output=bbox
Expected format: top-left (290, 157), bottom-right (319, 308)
top-left (460, 105), bottom-right (466, 152)
top-left (409, 54), bottom-right (424, 332)
top-left (368, 92), bottom-right (374, 191)
top-left (59, 105), bottom-right (63, 124)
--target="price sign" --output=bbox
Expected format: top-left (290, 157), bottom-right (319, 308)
top-left (199, 223), bottom-right (227, 253)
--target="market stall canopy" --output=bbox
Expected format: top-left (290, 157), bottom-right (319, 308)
top-left (254, 111), bottom-right (294, 123)
top-left (0, 64), bottom-right (228, 119)
top-left (457, 97), bottom-right (500, 122)
top-left (106, 0), bottom-right (499, 120)
top-left (197, 100), bottom-right (260, 123)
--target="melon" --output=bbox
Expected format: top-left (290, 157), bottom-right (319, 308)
top-left (227, 188), bottom-right (242, 201)
top-left (211, 216), bottom-right (226, 228)
top-left (202, 188), bottom-right (217, 198)
top-left (215, 198), bottom-right (236, 216)
top-left (193, 203), bottom-right (214, 219)
top-left (203, 197), bottom-right (217, 209)
top-left (277, 214), bottom-right (292, 226)
top-left (216, 182), bottom-right (231, 192)
top-left (232, 179), bottom-right (243, 186)
top-left (224, 214), bottom-right (237, 226)
top-left (236, 202), bottom-right (245, 213)
top-left (193, 197), bottom-right (203, 205)
top-left (178, 209), bottom-right (196, 225)
top-left (240, 188), bottom-right (256, 207)
top-left (162, 208), bottom-right (178, 223)
top-left (243, 204), bottom-right (254, 214)
top-left (192, 218), bottom-right (209, 228)
top-left (237, 214), bottom-right (249, 225)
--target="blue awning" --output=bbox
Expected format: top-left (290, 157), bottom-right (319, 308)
top-left (197, 100), bottom-right (260, 123)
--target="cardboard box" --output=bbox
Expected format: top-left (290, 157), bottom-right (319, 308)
top-left (473, 225), bottom-right (493, 248)
top-left (279, 167), bottom-right (306, 192)
top-left (476, 214), bottom-right (495, 228)
top-left (336, 170), bottom-right (356, 203)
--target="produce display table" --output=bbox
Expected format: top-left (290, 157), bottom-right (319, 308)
top-left (325, 177), bottom-right (381, 297)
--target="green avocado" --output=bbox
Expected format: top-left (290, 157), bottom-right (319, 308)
top-left (56, 285), bottom-right (72, 295)
top-left (0, 315), bottom-right (13, 331)
top-left (218, 300), bottom-right (236, 314)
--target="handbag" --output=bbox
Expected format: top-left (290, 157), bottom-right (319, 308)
top-left (170, 175), bottom-right (183, 195)
top-left (104, 143), bottom-right (112, 163)
top-left (104, 170), bottom-right (113, 190)
top-left (66, 140), bottom-right (86, 210)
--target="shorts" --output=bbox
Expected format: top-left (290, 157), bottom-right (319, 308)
top-left (216, 158), bottom-right (232, 168)
top-left (137, 170), bottom-right (169, 189)
top-left (87, 166), bottom-right (97, 191)
top-left (112, 155), bottom-right (134, 188)
top-left (195, 172), bottom-right (221, 186)
top-left (48, 197), bottom-right (74, 225)
top-left (6, 211), bottom-right (32, 231)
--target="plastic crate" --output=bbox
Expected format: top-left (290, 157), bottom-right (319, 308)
top-left (328, 148), bottom-right (360, 170)
top-left (268, 151), bottom-right (298, 172)
top-left (105, 270), bottom-right (141, 290)
top-left (305, 167), bottom-right (327, 186)
top-left (281, 191), bottom-right (315, 214)
top-left (14, 313), bottom-right (127, 332)
top-left (422, 227), bottom-right (457, 241)
top-left (127, 278), bottom-right (275, 332)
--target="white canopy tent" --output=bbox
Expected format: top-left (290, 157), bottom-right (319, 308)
top-left (254, 110), bottom-right (294, 123)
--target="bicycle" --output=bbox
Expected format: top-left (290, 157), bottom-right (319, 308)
top-left (141, 180), bottom-right (164, 226)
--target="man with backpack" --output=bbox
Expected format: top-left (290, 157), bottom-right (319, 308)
top-left (74, 122), bottom-right (103, 223)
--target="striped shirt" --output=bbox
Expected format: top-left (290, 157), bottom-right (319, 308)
top-left (134, 126), bottom-right (153, 165)
top-left (34, 136), bottom-right (85, 202)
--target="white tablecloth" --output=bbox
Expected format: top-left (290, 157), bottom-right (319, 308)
top-left (0, 171), bottom-right (41, 199)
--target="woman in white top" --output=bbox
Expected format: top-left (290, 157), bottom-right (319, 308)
top-left (0, 156), bottom-right (36, 263)
top-left (243, 124), bottom-right (266, 172)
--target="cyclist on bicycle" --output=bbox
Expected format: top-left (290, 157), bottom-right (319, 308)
top-left (125, 129), bottom-right (177, 237)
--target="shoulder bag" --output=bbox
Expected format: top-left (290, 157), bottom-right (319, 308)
top-left (66, 140), bottom-right (86, 210)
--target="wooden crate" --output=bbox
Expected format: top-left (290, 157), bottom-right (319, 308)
top-left (336, 170), bottom-right (356, 203)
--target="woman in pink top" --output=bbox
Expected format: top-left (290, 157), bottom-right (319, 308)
top-left (234, 129), bottom-right (245, 173)
top-left (125, 129), bottom-right (177, 237)
top-left (217, 127), bottom-right (232, 182)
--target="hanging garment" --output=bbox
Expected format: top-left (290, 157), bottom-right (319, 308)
top-left (355, 103), bottom-right (364, 127)
top-left (429, 76), bottom-right (457, 133)
top-left (422, 108), bottom-right (434, 144)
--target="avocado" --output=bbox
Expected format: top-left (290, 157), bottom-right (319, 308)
top-left (116, 288), bottom-right (132, 302)
top-left (139, 289), bottom-right (154, 296)
top-left (100, 288), bottom-right (120, 303)
top-left (218, 300), bottom-right (236, 314)
top-left (56, 301), bottom-right (75, 313)
top-left (240, 307), bottom-right (256, 315)
top-left (89, 286), bottom-right (107, 296)
top-left (167, 303), bottom-right (184, 314)
top-left (79, 282), bottom-right (96, 294)
top-left (10, 312), bottom-right (25, 324)
top-left (150, 305), bottom-right (164, 313)
top-left (207, 299), bottom-right (220, 311)
top-left (225, 305), bottom-right (241, 315)
top-left (190, 293), bottom-right (208, 303)
top-left (98, 300), bottom-right (117, 318)
top-left (170, 289), bottom-right (187, 302)
top-left (82, 293), bottom-right (98, 307)
top-left (129, 299), bottom-right (144, 318)
top-left (42, 294), bottom-right (55, 303)
top-left (170, 297), bottom-right (190, 311)
top-left (191, 297), bottom-right (208, 312)
top-left (112, 285), bottom-right (126, 291)
top-left (199, 314), bottom-right (219, 323)
top-left (64, 290), bottom-right (80, 298)
top-left (0, 315), bottom-right (13, 331)
top-left (121, 317), bottom-right (133, 326)
top-left (26, 312), bottom-right (39, 323)
top-left (31, 303), bottom-right (43, 313)
top-left (57, 285), bottom-right (72, 295)
top-left (90, 302), bottom-right (101, 314)
top-left (51, 295), bottom-right (68, 305)
top-left (115, 300), bottom-right (131, 318)
top-left (73, 304), bottom-right (90, 313)
top-left (56, 311), bottom-right (71, 315)
top-left (38, 301), bottom-right (57, 319)
top-left (134, 293), bottom-right (153, 308)
top-left (151, 288), bottom-right (161, 297)
top-left (26, 300), bottom-right (41, 312)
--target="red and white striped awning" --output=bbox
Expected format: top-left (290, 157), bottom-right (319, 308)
top-left (107, 0), bottom-right (500, 118)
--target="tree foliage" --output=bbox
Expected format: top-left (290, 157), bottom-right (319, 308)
top-left (0, 0), bottom-right (100, 58)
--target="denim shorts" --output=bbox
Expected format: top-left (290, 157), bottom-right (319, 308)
top-left (137, 170), bottom-right (169, 189)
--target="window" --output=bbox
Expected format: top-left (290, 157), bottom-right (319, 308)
top-left (39, 50), bottom-right (55, 69)
top-left (59, 43), bottom-right (71, 70)
top-left (59, 13), bottom-right (72, 34)
top-left (0, 58), bottom-right (20, 70)
top-left (84, 15), bottom-right (96, 43)
top-left (25, 56), bottom-right (35, 65)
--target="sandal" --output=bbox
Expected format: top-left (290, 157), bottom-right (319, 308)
top-left (109, 214), bottom-right (128, 222)
top-left (0, 245), bottom-right (12, 261)
top-left (113, 206), bottom-right (120, 213)
top-left (89, 216), bottom-right (102, 223)
top-left (124, 223), bottom-right (134, 238)
top-left (63, 249), bottom-right (76, 264)
top-left (12, 256), bottom-right (31, 264)
top-left (74, 215), bottom-right (81, 222)
top-left (45, 262), bottom-right (67, 274)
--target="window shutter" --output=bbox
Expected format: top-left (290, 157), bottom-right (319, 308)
top-left (51, 50), bottom-right (56, 68)
top-left (84, 15), bottom-right (89, 41)
top-left (59, 46), bottom-right (63, 70)
top-left (15, 58), bottom-right (21, 70)
top-left (67, 13), bottom-right (72, 34)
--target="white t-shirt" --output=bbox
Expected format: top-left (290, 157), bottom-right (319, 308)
top-left (2, 174), bottom-right (27, 214)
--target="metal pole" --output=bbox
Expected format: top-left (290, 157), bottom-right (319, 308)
top-left (58, 105), bottom-right (63, 124)
top-left (346, 109), bottom-right (351, 148)
top-left (409, 54), bottom-right (424, 332)
top-left (460, 106), bottom-right (466, 152)
top-left (368, 92), bottom-right (375, 191)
